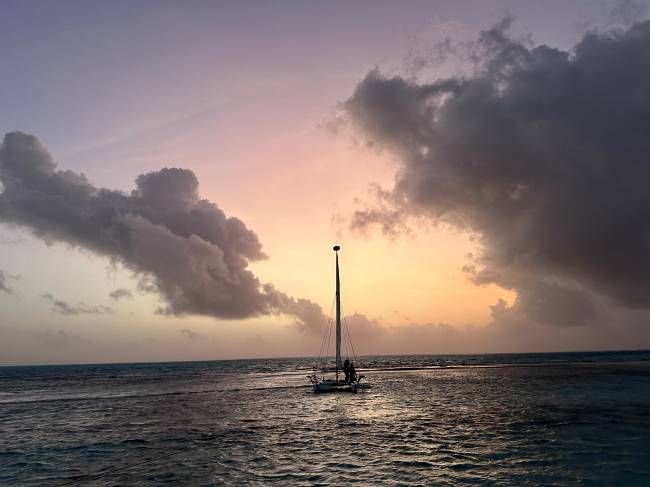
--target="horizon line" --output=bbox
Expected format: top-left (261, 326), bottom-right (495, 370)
top-left (2, 347), bottom-right (649, 368)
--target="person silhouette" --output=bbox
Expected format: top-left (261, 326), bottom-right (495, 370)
top-left (348, 362), bottom-right (357, 382)
top-left (343, 358), bottom-right (351, 382)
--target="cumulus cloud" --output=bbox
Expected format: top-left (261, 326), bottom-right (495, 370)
top-left (279, 296), bottom-right (330, 333)
top-left (42, 293), bottom-right (114, 316)
top-left (109, 288), bottom-right (133, 301)
top-left (0, 132), bottom-right (324, 325)
top-left (343, 18), bottom-right (650, 328)
top-left (0, 234), bottom-right (25, 246)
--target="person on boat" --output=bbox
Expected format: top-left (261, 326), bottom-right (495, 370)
top-left (348, 362), bottom-right (357, 382)
top-left (343, 358), bottom-right (351, 382)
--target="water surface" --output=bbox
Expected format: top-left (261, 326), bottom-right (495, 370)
top-left (2, 351), bottom-right (650, 485)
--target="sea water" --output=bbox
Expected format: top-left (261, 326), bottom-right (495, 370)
top-left (1, 351), bottom-right (650, 486)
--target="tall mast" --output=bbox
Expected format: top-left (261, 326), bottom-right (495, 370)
top-left (333, 245), bottom-right (342, 380)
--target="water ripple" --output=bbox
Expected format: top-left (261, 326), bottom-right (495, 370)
top-left (2, 355), bottom-right (650, 485)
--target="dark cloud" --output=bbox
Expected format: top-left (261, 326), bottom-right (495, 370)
top-left (0, 132), bottom-right (319, 323)
top-left (42, 293), bottom-right (114, 316)
top-left (109, 288), bottom-right (133, 301)
top-left (344, 18), bottom-right (650, 327)
top-left (136, 276), bottom-right (159, 294)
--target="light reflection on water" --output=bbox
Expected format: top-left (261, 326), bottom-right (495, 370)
top-left (1, 353), bottom-right (650, 485)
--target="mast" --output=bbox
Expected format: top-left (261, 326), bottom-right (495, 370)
top-left (333, 245), bottom-right (342, 380)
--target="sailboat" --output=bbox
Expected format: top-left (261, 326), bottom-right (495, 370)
top-left (308, 245), bottom-right (363, 393)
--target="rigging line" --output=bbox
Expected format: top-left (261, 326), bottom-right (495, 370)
top-left (319, 294), bottom-right (335, 360)
top-left (321, 314), bottom-right (333, 369)
top-left (339, 302), bottom-right (352, 360)
top-left (340, 308), bottom-right (349, 359)
top-left (348, 320), bottom-right (358, 363)
top-left (323, 321), bottom-right (331, 370)
top-left (342, 316), bottom-right (352, 361)
top-left (317, 294), bottom-right (336, 363)
top-left (323, 297), bottom-right (335, 369)
top-left (317, 294), bottom-right (336, 365)
top-left (339, 304), bottom-right (352, 363)
top-left (343, 315), bottom-right (358, 363)
top-left (319, 313), bottom-right (332, 360)
top-left (343, 316), bottom-right (353, 360)
top-left (342, 318), bottom-right (350, 360)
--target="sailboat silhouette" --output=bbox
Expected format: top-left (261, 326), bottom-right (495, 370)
top-left (308, 245), bottom-right (364, 393)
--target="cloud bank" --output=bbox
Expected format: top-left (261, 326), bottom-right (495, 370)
top-left (344, 18), bottom-right (650, 328)
top-left (0, 132), bottom-right (316, 323)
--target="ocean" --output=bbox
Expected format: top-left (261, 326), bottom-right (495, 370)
top-left (2, 351), bottom-right (650, 486)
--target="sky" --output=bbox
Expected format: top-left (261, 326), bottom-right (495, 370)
top-left (2, 0), bottom-right (650, 365)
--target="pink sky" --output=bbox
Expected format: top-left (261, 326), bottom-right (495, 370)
top-left (2, 1), bottom-right (649, 365)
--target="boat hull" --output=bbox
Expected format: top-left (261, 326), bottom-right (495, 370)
top-left (312, 379), bottom-right (358, 393)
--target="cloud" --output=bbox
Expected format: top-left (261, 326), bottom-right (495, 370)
top-left (343, 18), bottom-right (650, 328)
top-left (0, 234), bottom-right (25, 246)
top-left (0, 132), bottom-right (321, 324)
top-left (609, 0), bottom-right (649, 27)
top-left (0, 270), bottom-right (11, 294)
top-left (109, 288), bottom-right (133, 301)
top-left (42, 293), bottom-right (114, 316)
top-left (278, 295), bottom-right (330, 334)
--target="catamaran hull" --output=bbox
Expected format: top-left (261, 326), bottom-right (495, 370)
top-left (313, 381), bottom-right (358, 393)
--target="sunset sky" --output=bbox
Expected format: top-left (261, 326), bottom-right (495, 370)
top-left (2, 0), bottom-right (650, 365)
